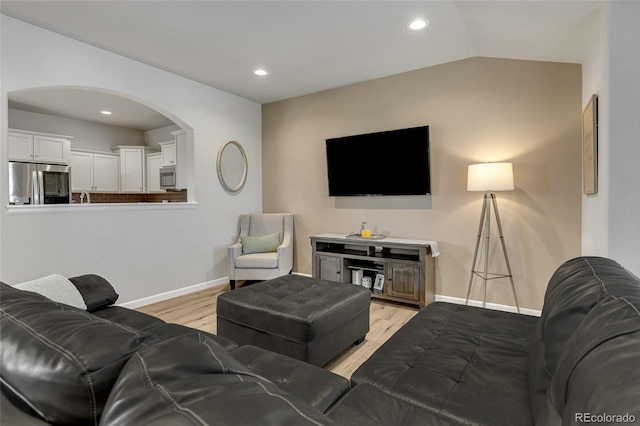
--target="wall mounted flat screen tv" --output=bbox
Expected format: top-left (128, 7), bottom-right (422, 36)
top-left (326, 125), bottom-right (430, 196)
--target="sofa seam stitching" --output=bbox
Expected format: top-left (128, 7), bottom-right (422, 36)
top-left (0, 308), bottom-right (99, 425)
top-left (135, 353), bottom-right (208, 426)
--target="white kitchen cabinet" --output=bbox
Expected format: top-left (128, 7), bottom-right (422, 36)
top-left (146, 152), bottom-right (162, 192)
top-left (113, 146), bottom-right (146, 193)
top-left (8, 132), bottom-right (33, 161)
top-left (160, 141), bottom-right (176, 166)
top-left (93, 154), bottom-right (120, 192)
top-left (8, 129), bottom-right (71, 164)
top-left (70, 151), bottom-right (119, 192)
top-left (70, 151), bottom-right (93, 191)
top-left (158, 130), bottom-right (188, 189)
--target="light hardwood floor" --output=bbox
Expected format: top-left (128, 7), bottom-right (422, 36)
top-left (137, 283), bottom-right (418, 379)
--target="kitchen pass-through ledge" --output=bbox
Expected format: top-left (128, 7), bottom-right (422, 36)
top-left (6, 202), bottom-right (198, 215)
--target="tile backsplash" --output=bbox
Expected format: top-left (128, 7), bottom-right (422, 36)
top-left (72, 190), bottom-right (187, 204)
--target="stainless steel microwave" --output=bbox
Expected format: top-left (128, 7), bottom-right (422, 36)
top-left (159, 165), bottom-right (176, 189)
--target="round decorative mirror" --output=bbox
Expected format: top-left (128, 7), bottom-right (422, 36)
top-left (217, 140), bottom-right (248, 192)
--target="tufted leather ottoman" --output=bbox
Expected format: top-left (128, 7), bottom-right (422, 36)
top-left (217, 275), bottom-right (371, 366)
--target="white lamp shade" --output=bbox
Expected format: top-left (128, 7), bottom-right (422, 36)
top-left (467, 162), bottom-right (514, 192)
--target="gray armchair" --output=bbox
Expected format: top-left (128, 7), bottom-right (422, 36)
top-left (228, 213), bottom-right (294, 290)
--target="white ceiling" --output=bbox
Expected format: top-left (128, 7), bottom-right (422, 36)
top-left (1, 0), bottom-right (603, 128)
top-left (9, 89), bottom-right (176, 131)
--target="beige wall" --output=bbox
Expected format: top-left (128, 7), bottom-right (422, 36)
top-left (262, 57), bottom-right (582, 310)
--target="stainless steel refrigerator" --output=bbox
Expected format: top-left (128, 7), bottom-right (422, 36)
top-left (8, 162), bottom-right (72, 205)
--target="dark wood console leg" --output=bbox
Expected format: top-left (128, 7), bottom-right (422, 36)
top-left (229, 280), bottom-right (236, 290)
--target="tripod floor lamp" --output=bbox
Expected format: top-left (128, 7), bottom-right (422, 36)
top-left (465, 162), bottom-right (520, 313)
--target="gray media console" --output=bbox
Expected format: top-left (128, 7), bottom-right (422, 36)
top-left (310, 234), bottom-right (437, 308)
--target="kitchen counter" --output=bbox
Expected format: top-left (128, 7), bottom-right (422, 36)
top-left (6, 202), bottom-right (197, 215)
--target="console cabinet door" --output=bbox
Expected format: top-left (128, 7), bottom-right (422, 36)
top-left (317, 255), bottom-right (342, 282)
top-left (386, 262), bottom-right (420, 301)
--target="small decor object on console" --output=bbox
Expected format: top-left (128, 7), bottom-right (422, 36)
top-left (373, 274), bottom-right (384, 293)
top-left (360, 221), bottom-right (372, 238)
top-left (362, 276), bottom-right (372, 289)
top-left (352, 269), bottom-right (363, 285)
top-left (346, 221), bottom-right (386, 240)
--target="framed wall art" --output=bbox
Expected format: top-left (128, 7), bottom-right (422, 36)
top-left (583, 94), bottom-right (598, 195)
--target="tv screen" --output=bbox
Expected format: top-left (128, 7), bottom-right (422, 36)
top-left (325, 125), bottom-right (430, 196)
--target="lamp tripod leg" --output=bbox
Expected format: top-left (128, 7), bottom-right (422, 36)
top-left (466, 194), bottom-right (489, 305)
top-left (482, 194), bottom-right (491, 308)
top-left (491, 194), bottom-right (520, 313)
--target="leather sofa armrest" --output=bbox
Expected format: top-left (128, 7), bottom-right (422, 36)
top-left (68, 274), bottom-right (119, 312)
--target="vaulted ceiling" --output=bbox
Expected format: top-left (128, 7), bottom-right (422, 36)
top-left (2, 1), bottom-right (602, 129)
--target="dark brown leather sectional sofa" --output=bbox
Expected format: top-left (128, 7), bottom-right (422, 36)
top-left (334, 256), bottom-right (640, 425)
top-left (2, 256), bottom-right (639, 425)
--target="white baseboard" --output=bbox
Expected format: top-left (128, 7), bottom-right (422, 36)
top-left (118, 278), bottom-right (228, 309)
top-left (121, 273), bottom-right (310, 309)
top-left (118, 274), bottom-right (542, 317)
top-left (435, 294), bottom-right (541, 317)
top-left (296, 272), bottom-right (542, 316)
top-left (292, 272), bottom-right (312, 278)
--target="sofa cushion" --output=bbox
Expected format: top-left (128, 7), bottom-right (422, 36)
top-left (235, 252), bottom-right (279, 269)
top-left (15, 274), bottom-right (87, 310)
top-left (100, 335), bottom-right (334, 425)
top-left (351, 302), bottom-right (538, 425)
top-left (0, 283), bottom-right (156, 425)
top-left (528, 256), bottom-right (640, 419)
top-left (535, 296), bottom-right (640, 425)
top-left (146, 322), bottom-right (239, 351)
top-left (327, 383), bottom-right (461, 426)
top-left (231, 345), bottom-right (350, 412)
top-left (68, 274), bottom-right (119, 312)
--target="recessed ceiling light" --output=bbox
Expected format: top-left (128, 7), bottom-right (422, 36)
top-left (254, 69), bottom-right (268, 76)
top-left (408, 19), bottom-right (429, 30)
top-left (100, 110), bottom-right (112, 115)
